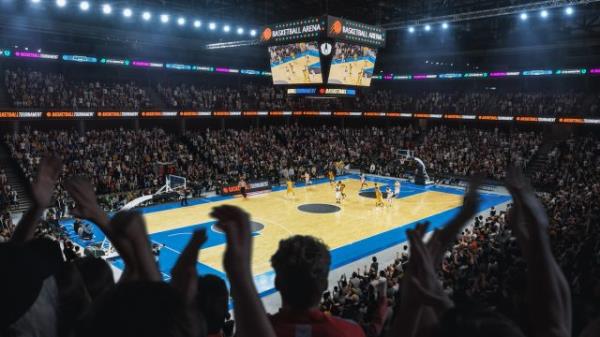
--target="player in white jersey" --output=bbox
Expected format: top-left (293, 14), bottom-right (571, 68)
top-left (304, 172), bottom-right (312, 186)
top-left (335, 181), bottom-right (342, 204)
top-left (360, 173), bottom-right (368, 190)
top-left (386, 186), bottom-right (394, 207)
top-left (394, 180), bottom-right (401, 197)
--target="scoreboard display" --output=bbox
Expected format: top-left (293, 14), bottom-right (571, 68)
top-left (328, 42), bottom-right (377, 86)
top-left (268, 42), bottom-right (323, 85)
top-left (260, 15), bottom-right (385, 88)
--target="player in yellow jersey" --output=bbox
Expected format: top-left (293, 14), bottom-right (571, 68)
top-left (340, 182), bottom-right (347, 200)
top-left (303, 56), bottom-right (310, 82)
top-left (286, 179), bottom-right (295, 198)
top-left (328, 170), bottom-right (335, 186)
top-left (374, 183), bottom-right (384, 207)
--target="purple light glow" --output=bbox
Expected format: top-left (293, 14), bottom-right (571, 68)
top-left (132, 61), bottom-right (151, 67)
top-left (15, 51), bottom-right (40, 58)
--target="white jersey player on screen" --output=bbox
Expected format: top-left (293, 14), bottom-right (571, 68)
top-left (304, 172), bottom-right (312, 186)
top-left (394, 180), bottom-right (401, 198)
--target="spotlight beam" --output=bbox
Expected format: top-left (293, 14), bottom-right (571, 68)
top-left (206, 40), bottom-right (259, 49)
top-left (382, 0), bottom-right (599, 31)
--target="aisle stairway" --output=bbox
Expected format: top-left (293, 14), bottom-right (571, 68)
top-left (146, 86), bottom-right (166, 108)
top-left (0, 143), bottom-right (33, 214)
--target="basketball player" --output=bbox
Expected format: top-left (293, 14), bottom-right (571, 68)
top-left (238, 178), bottom-right (248, 199)
top-left (328, 170), bottom-right (335, 186)
top-left (360, 173), bottom-right (368, 190)
top-left (394, 180), bottom-right (401, 198)
top-left (304, 172), bottom-right (312, 186)
top-left (303, 55), bottom-right (310, 82)
top-left (374, 183), bottom-right (384, 207)
top-left (180, 187), bottom-right (189, 206)
top-left (286, 179), bottom-right (295, 198)
top-left (340, 181), bottom-right (347, 200)
top-left (335, 181), bottom-right (342, 204)
top-left (386, 186), bottom-right (394, 207)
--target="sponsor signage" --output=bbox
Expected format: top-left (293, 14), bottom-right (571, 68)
top-left (221, 180), bottom-right (271, 196)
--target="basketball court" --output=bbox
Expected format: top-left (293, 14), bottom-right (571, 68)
top-left (61, 174), bottom-right (510, 296)
top-left (270, 54), bottom-right (323, 84)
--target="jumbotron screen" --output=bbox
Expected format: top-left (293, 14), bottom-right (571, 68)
top-left (268, 42), bottom-right (323, 85)
top-left (328, 42), bottom-right (377, 86)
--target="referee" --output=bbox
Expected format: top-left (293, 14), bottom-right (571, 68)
top-left (239, 178), bottom-right (248, 199)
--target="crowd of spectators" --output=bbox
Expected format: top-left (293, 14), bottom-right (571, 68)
top-left (414, 125), bottom-right (542, 180)
top-left (0, 123), bottom-right (598, 336)
top-left (1, 124), bottom-right (551, 214)
top-left (4, 128), bottom-right (194, 212)
top-left (3, 68), bottom-right (600, 115)
top-left (320, 132), bottom-right (600, 336)
top-left (2, 150), bottom-right (599, 336)
top-left (4, 69), bottom-right (152, 109)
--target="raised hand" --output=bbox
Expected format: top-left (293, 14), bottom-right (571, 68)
top-left (210, 205), bottom-right (253, 280)
top-left (171, 229), bottom-right (208, 302)
top-left (65, 176), bottom-right (108, 227)
top-left (504, 166), bottom-right (571, 337)
top-left (11, 155), bottom-right (63, 242)
top-left (210, 205), bottom-right (276, 337)
top-left (427, 174), bottom-right (483, 267)
top-left (110, 210), bottom-right (161, 282)
top-left (407, 228), bottom-right (453, 316)
top-left (31, 156), bottom-right (63, 209)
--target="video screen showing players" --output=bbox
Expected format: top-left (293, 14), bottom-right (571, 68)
top-left (328, 42), bottom-right (377, 86)
top-left (268, 42), bottom-right (323, 85)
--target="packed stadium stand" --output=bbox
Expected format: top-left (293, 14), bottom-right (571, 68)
top-left (2, 66), bottom-right (600, 115)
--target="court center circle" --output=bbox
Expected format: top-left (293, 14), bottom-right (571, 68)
top-left (297, 203), bottom-right (341, 214)
top-left (211, 221), bottom-right (265, 234)
top-left (358, 191), bottom-right (378, 199)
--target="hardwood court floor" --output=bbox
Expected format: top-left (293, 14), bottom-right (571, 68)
top-left (144, 178), bottom-right (463, 275)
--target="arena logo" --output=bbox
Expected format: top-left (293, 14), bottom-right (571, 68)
top-left (268, 24), bottom-right (321, 39)
top-left (341, 26), bottom-right (384, 41)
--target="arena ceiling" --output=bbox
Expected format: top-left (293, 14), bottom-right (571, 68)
top-left (1, 0), bottom-right (600, 69)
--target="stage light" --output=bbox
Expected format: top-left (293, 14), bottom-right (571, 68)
top-left (102, 3), bottom-right (112, 14)
top-left (177, 17), bottom-right (185, 26)
top-left (142, 11), bottom-right (151, 21)
top-left (31, 0), bottom-right (41, 3)
top-left (565, 7), bottom-right (574, 15)
top-left (56, 0), bottom-right (67, 8)
top-left (223, 25), bottom-right (230, 32)
top-left (520, 12), bottom-right (528, 21)
top-left (250, 29), bottom-right (257, 36)
top-left (540, 10), bottom-right (549, 18)
top-left (237, 27), bottom-right (244, 34)
top-left (209, 22), bottom-right (216, 30)
top-left (193, 20), bottom-right (201, 28)
top-left (160, 14), bottom-right (169, 23)
top-left (122, 8), bottom-right (132, 17)
top-left (441, 22), bottom-right (448, 29)
top-left (408, 26), bottom-right (415, 33)
top-left (79, 1), bottom-right (89, 11)
top-left (424, 24), bottom-right (431, 32)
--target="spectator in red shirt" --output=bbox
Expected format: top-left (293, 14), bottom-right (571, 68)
top-left (269, 235), bottom-right (384, 337)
